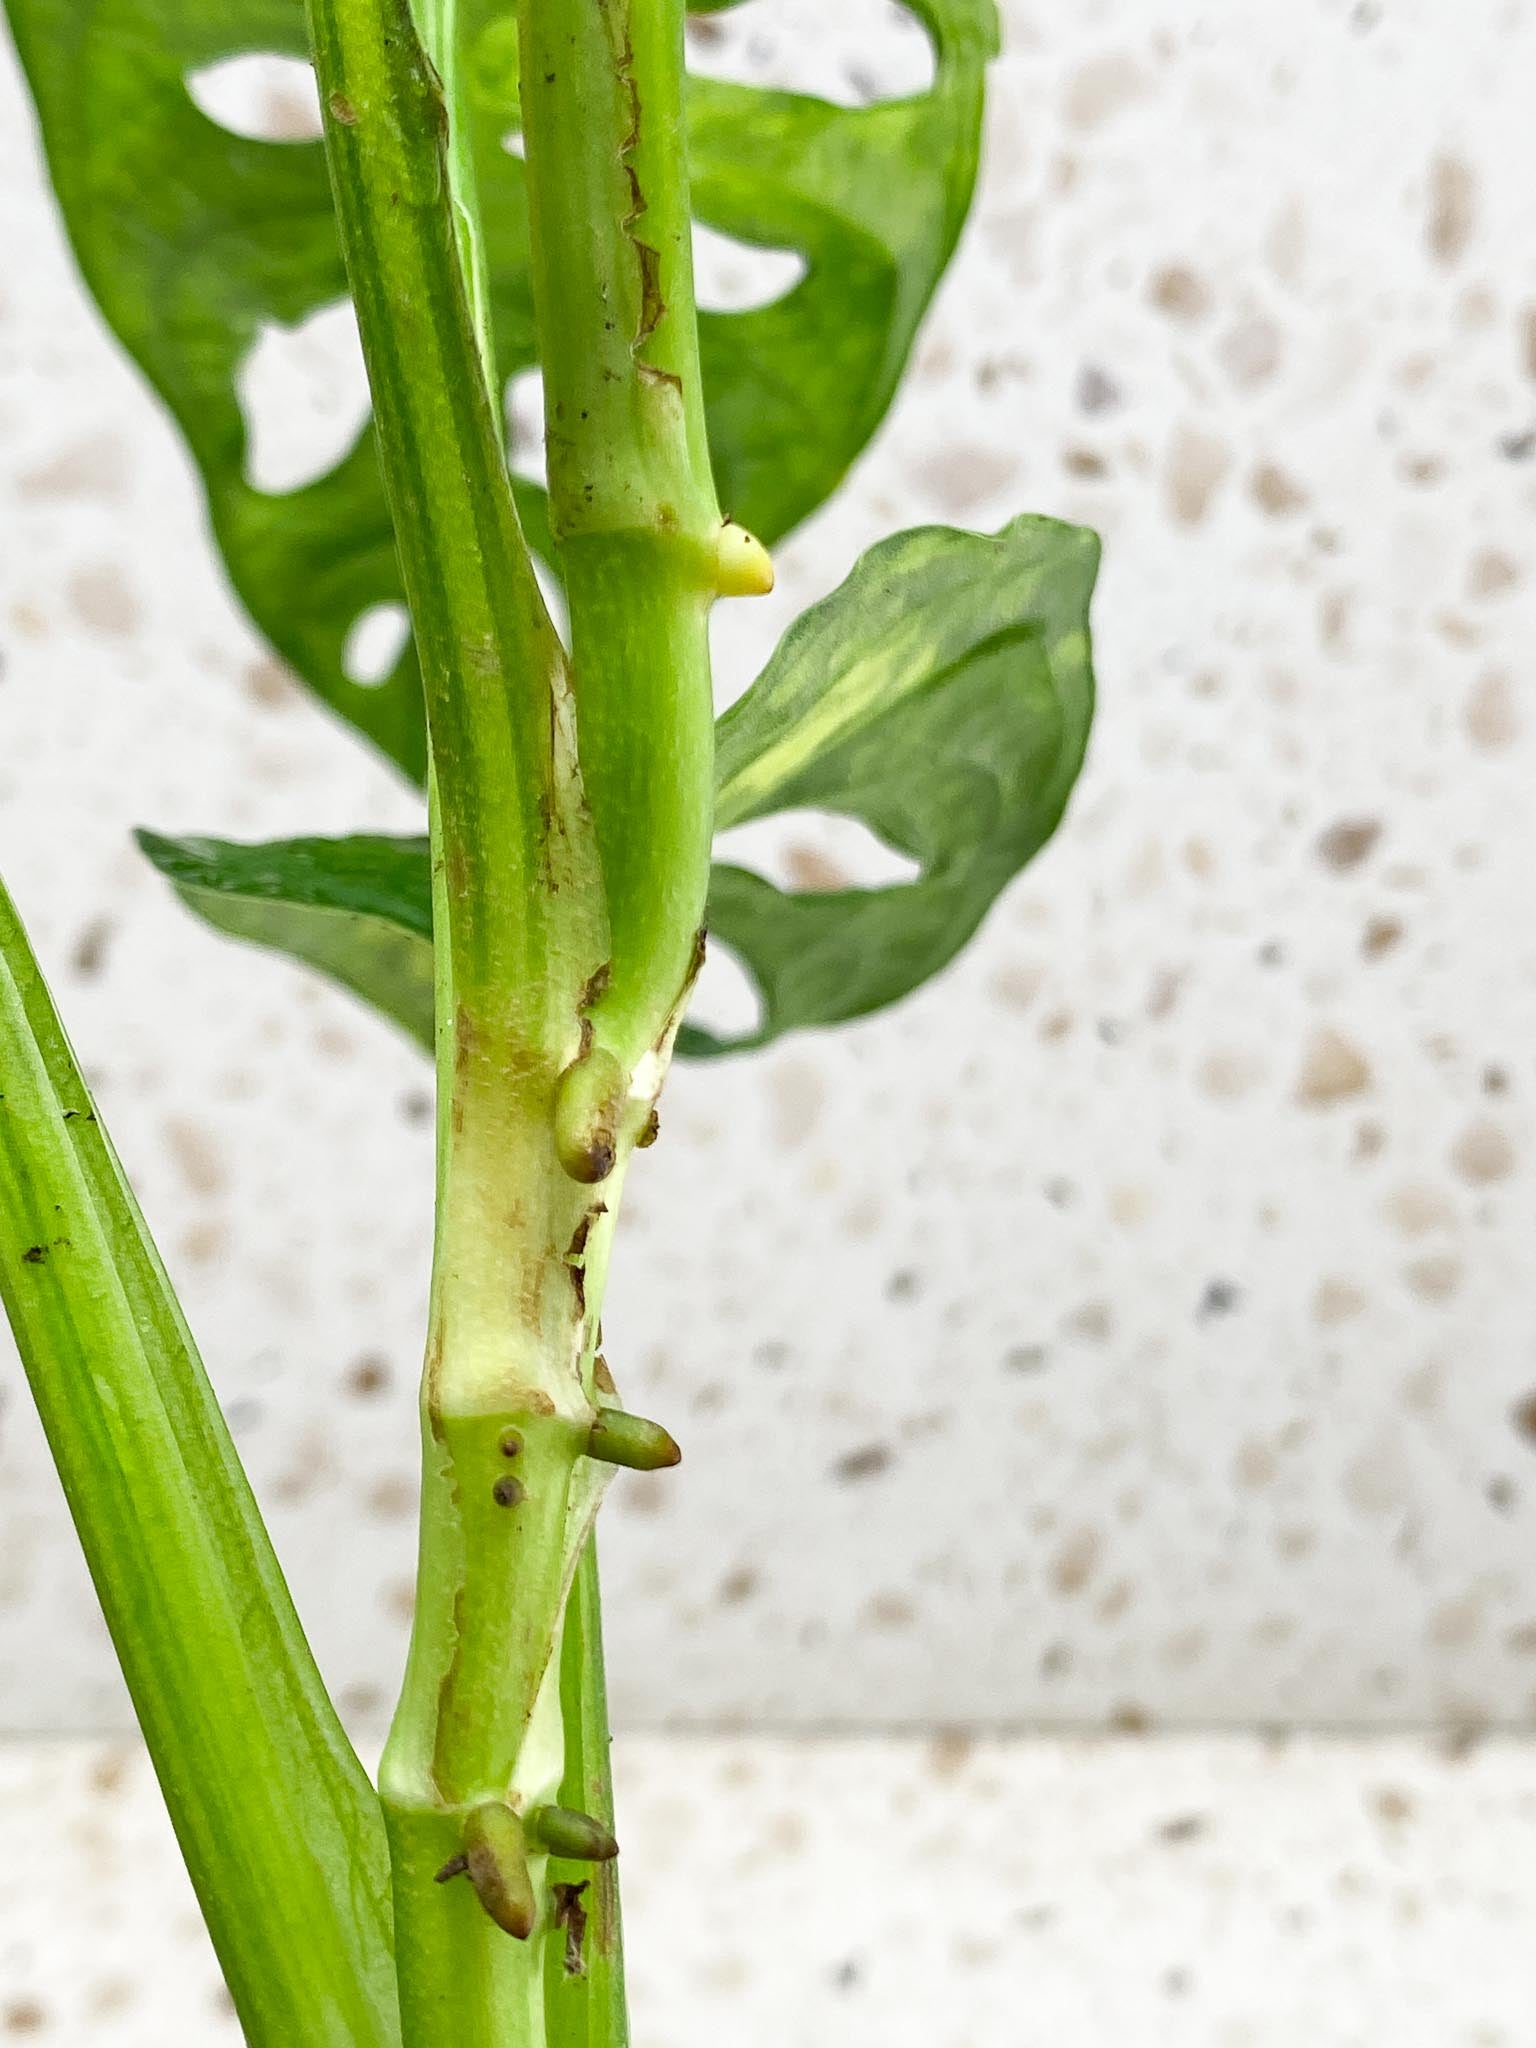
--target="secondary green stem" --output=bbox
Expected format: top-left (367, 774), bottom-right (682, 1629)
top-left (414, 0), bottom-right (498, 387)
top-left (517, 0), bottom-right (771, 1077)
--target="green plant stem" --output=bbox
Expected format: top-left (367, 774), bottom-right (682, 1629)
top-left (302, 0), bottom-right (613, 2036)
top-left (414, 0), bottom-right (498, 388)
top-left (305, 0), bottom-right (744, 2036)
top-left (300, 0), bottom-right (670, 2038)
top-left (516, 0), bottom-right (770, 1075)
top-left (542, 1541), bottom-right (628, 2044)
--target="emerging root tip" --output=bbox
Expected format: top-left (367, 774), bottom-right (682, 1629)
top-left (554, 1045), bottom-right (629, 1187)
top-left (463, 1804), bottom-right (537, 1941)
top-left (527, 1804), bottom-right (620, 1863)
top-left (712, 520), bottom-right (775, 598)
top-left (587, 1405), bottom-right (682, 1472)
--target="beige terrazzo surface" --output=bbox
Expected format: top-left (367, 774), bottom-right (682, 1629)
top-left (3, 0), bottom-right (1536, 1738)
top-left (6, 0), bottom-right (1536, 2035)
top-left (3, 1732), bottom-right (1535, 2046)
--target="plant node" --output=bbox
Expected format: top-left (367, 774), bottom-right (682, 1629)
top-left (586, 1407), bottom-right (682, 1472)
top-left (527, 1803), bottom-right (620, 1862)
top-left (554, 1043), bottom-right (629, 1185)
top-left (711, 519), bottom-right (774, 597)
top-left (462, 1802), bottom-right (537, 1941)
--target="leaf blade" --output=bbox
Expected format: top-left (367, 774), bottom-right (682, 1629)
top-left (135, 513), bottom-right (1096, 1059)
top-left (690, 513), bottom-right (1098, 1053)
top-left (137, 828), bottom-right (436, 1051)
top-left (4, 0), bottom-right (994, 765)
top-left (0, 875), bottom-right (400, 2047)
top-left (691, 0), bottom-right (997, 541)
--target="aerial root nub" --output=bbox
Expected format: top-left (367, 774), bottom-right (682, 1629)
top-left (527, 1803), bottom-right (620, 1862)
top-left (586, 1405), bottom-right (682, 1472)
top-left (554, 1044), bottom-right (628, 1186)
top-left (712, 519), bottom-right (775, 597)
top-left (461, 1803), bottom-right (537, 1940)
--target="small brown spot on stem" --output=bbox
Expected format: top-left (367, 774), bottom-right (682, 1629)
top-left (633, 242), bottom-right (664, 348)
top-left (552, 1880), bottom-right (589, 1976)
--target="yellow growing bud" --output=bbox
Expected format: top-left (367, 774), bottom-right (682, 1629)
top-left (712, 519), bottom-right (775, 598)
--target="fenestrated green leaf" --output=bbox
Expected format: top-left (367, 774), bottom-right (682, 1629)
top-left (137, 828), bottom-right (435, 1051)
top-left (691, 0), bottom-right (998, 544)
top-left (4, 0), bottom-right (994, 777)
top-left (0, 875), bottom-right (399, 2047)
top-left (137, 515), bottom-right (1095, 1059)
top-left (4, 0), bottom-right (426, 775)
top-left (686, 514), bottom-right (1098, 1053)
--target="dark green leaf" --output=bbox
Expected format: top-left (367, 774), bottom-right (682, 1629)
top-left (684, 514), bottom-right (1099, 1054)
top-left (0, 876), bottom-right (399, 2046)
top-left (139, 515), bottom-right (1095, 1059)
top-left (136, 829), bottom-right (435, 1050)
top-left (691, 0), bottom-right (999, 543)
top-left (5, 0), bottom-right (428, 776)
top-left (5, 0), bottom-right (994, 773)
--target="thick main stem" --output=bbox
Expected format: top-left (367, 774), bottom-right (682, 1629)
top-left (306, 0), bottom-right (758, 2038)
top-left (304, 0), bottom-right (612, 2036)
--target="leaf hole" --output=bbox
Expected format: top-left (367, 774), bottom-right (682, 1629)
top-left (688, 934), bottom-right (766, 1043)
top-left (691, 223), bottom-right (807, 313)
top-left (185, 53), bottom-right (323, 143)
top-left (533, 559), bottom-right (570, 652)
top-left (504, 368), bottom-right (547, 487)
top-left (714, 810), bottom-right (921, 893)
top-left (343, 602), bottom-right (411, 687)
top-left (685, 0), bottom-right (936, 107)
top-left (236, 300), bottom-right (372, 494)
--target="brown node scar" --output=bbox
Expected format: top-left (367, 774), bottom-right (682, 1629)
top-left (551, 1880), bottom-right (590, 1977)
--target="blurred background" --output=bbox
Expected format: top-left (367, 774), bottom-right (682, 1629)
top-left (4, 0), bottom-right (1536, 2039)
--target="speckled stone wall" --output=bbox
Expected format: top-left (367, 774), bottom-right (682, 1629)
top-left (4, 0), bottom-right (1536, 1737)
top-left (8, 1731), bottom-right (1536, 2045)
